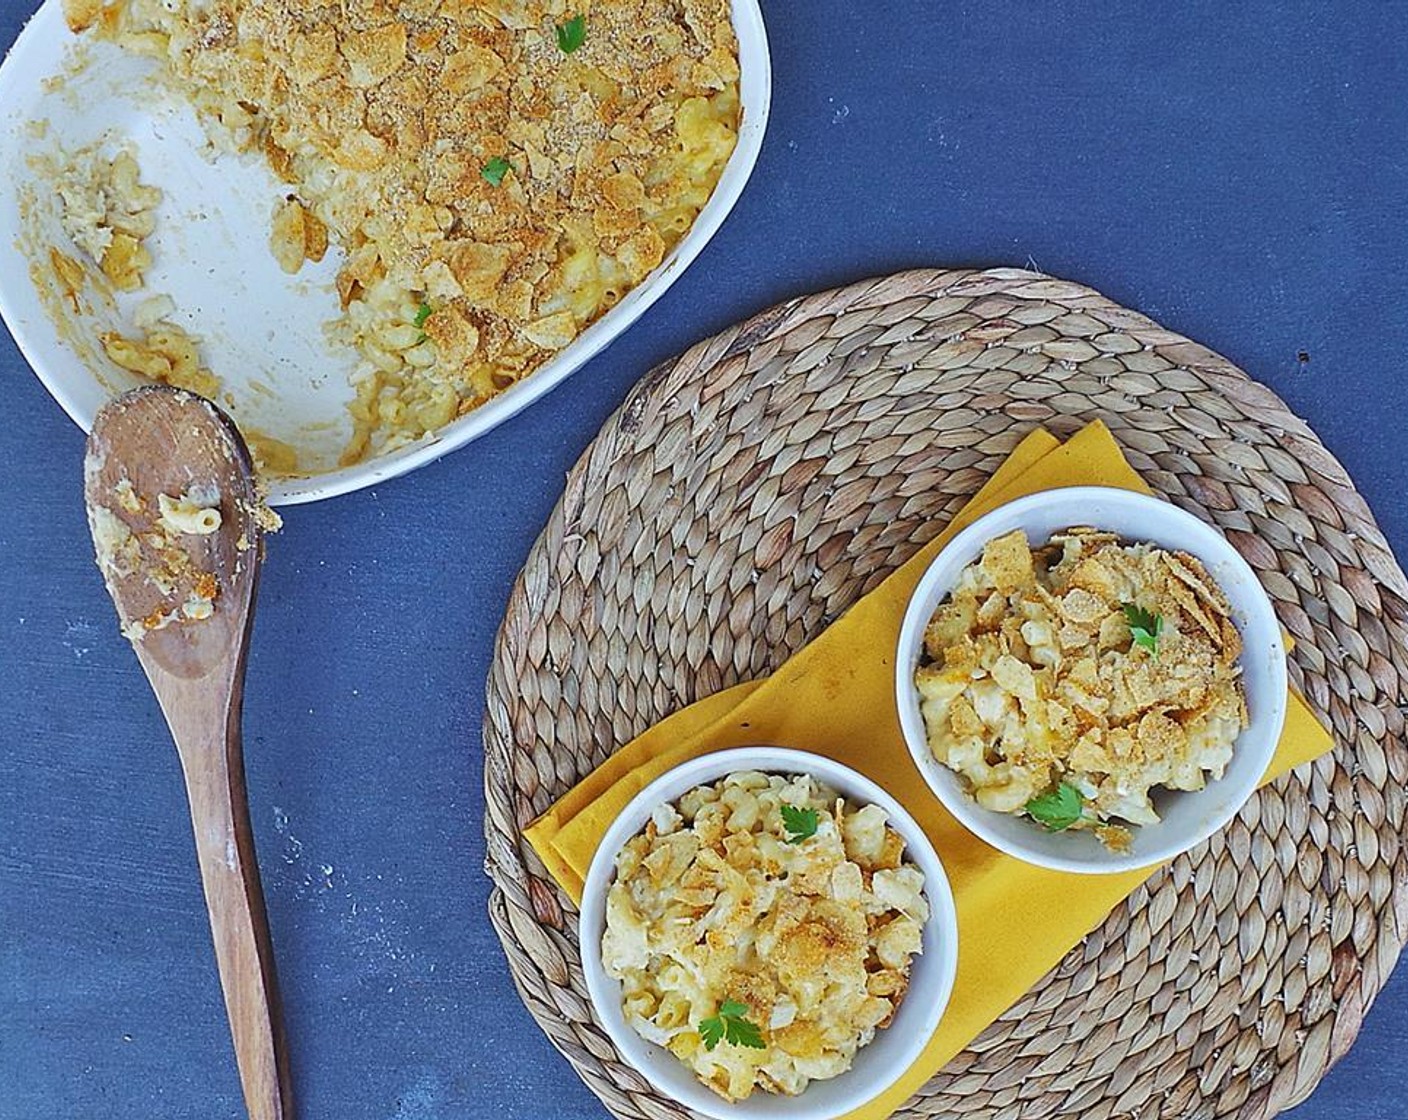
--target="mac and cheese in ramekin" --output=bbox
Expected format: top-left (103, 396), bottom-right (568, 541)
top-left (915, 527), bottom-right (1248, 851)
top-left (601, 770), bottom-right (929, 1102)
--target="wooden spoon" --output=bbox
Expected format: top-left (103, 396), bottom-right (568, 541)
top-left (83, 385), bottom-right (292, 1120)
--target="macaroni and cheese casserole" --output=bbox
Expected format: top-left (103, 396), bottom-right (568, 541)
top-left (915, 527), bottom-right (1248, 850)
top-left (601, 770), bottom-right (929, 1101)
top-left (64, 0), bottom-right (740, 467)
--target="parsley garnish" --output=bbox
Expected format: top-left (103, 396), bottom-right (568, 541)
top-left (481, 156), bottom-right (514, 187)
top-left (780, 804), bottom-right (819, 844)
top-left (698, 1000), bottom-right (765, 1051)
top-left (1122, 602), bottom-right (1164, 657)
top-left (413, 302), bottom-right (432, 328)
top-left (556, 13), bottom-right (587, 53)
top-left (1025, 782), bottom-right (1086, 831)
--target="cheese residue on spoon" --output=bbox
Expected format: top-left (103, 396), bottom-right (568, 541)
top-left (90, 478), bottom-right (224, 641)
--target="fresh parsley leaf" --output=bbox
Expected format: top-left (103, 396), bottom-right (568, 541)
top-left (698, 1013), bottom-right (725, 1050)
top-left (481, 156), bottom-right (513, 186)
top-left (1025, 782), bottom-right (1085, 831)
top-left (699, 1000), bottom-right (765, 1051)
top-left (556, 13), bottom-right (587, 53)
top-left (780, 804), bottom-right (819, 844)
top-left (1122, 602), bottom-right (1164, 657)
top-left (409, 302), bottom-right (433, 344)
top-left (725, 1016), bottom-right (766, 1049)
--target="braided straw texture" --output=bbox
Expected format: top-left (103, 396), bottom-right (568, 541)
top-left (483, 268), bottom-right (1408, 1120)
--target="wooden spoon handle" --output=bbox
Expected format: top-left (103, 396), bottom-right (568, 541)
top-left (179, 723), bottom-right (293, 1120)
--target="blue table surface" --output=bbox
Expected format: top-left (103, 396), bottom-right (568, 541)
top-left (3, 2), bottom-right (1407, 1117)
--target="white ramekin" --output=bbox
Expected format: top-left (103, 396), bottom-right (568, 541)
top-left (895, 486), bottom-right (1287, 874)
top-left (579, 746), bottom-right (959, 1120)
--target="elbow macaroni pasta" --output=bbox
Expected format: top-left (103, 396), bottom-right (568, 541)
top-left (157, 490), bottom-right (222, 536)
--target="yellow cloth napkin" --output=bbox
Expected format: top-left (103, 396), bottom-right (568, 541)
top-left (526, 420), bottom-right (1333, 1119)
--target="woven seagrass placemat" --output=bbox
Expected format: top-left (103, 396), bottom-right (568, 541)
top-left (482, 268), bottom-right (1408, 1120)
